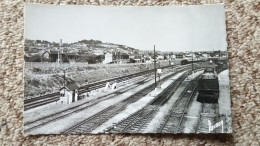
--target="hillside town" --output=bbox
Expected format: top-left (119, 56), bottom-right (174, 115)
top-left (25, 39), bottom-right (227, 64)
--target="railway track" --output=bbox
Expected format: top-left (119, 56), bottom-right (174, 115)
top-left (157, 74), bottom-right (202, 133)
top-left (25, 66), bottom-right (190, 133)
top-left (195, 103), bottom-right (220, 133)
top-left (24, 64), bottom-right (191, 110)
top-left (105, 73), bottom-right (188, 133)
top-left (24, 78), bottom-right (149, 133)
top-left (61, 68), bottom-right (188, 134)
top-left (77, 65), bottom-right (178, 94)
top-left (24, 93), bottom-right (60, 110)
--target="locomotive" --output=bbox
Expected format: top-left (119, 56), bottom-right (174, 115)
top-left (197, 67), bottom-right (219, 103)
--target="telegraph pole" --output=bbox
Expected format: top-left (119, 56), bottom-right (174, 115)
top-left (63, 70), bottom-right (66, 85)
top-left (58, 43), bottom-right (60, 64)
top-left (58, 39), bottom-right (62, 64)
top-left (62, 69), bottom-right (66, 96)
top-left (169, 53), bottom-right (171, 66)
top-left (154, 45), bottom-right (157, 89)
top-left (192, 51), bottom-right (194, 73)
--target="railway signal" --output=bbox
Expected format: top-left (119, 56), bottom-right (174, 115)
top-left (58, 39), bottom-right (62, 64)
top-left (169, 53), bottom-right (171, 66)
top-left (157, 68), bottom-right (162, 88)
top-left (153, 45), bottom-right (162, 89)
top-left (154, 45), bottom-right (157, 89)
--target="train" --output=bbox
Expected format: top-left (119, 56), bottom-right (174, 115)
top-left (180, 59), bottom-right (203, 65)
top-left (197, 67), bottom-right (219, 103)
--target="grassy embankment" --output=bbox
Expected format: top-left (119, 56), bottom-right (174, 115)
top-left (25, 60), bottom-right (219, 97)
top-left (24, 61), bottom-right (172, 97)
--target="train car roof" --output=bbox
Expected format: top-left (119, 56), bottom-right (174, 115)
top-left (204, 67), bottom-right (215, 73)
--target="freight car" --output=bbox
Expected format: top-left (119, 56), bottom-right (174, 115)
top-left (197, 68), bottom-right (219, 103)
top-left (180, 59), bottom-right (203, 65)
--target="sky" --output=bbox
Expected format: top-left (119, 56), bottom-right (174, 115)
top-left (25, 4), bottom-right (227, 52)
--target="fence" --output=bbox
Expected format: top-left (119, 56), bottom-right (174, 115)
top-left (25, 60), bottom-right (175, 69)
top-left (25, 62), bottom-right (90, 69)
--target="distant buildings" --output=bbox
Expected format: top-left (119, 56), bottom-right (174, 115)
top-left (48, 51), bottom-right (78, 63)
top-left (133, 55), bottom-right (142, 63)
top-left (174, 53), bottom-right (185, 59)
top-left (25, 39), bottom-right (227, 64)
top-left (93, 50), bottom-right (103, 55)
top-left (103, 52), bottom-right (113, 63)
top-left (103, 52), bottom-right (130, 64)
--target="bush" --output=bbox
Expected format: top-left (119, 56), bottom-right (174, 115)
top-left (30, 54), bottom-right (41, 62)
top-left (130, 58), bottom-right (135, 63)
top-left (87, 57), bottom-right (97, 64)
top-left (95, 55), bottom-right (104, 63)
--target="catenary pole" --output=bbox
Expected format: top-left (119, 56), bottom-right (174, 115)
top-left (154, 45), bottom-right (157, 88)
top-left (169, 53), bottom-right (171, 66)
top-left (192, 51), bottom-right (194, 73)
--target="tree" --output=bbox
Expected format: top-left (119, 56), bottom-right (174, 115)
top-left (30, 54), bottom-right (41, 62)
top-left (95, 55), bottom-right (104, 63)
top-left (87, 56), bottom-right (97, 64)
top-left (130, 58), bottom-right (135, 63)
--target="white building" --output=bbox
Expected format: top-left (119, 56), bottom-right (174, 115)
top-left (174, 53), bottom-right (185, 59)
top-left (103, 52), bottom-right (113, 64)
top-left (58, 83), bottom-right (79, 104)
top-left (93, 50), bottom-right (103, 55)
top-left (157, 55), bottom-right (164, 60)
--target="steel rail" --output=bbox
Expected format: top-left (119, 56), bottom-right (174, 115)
top-left (60, 68), bottom-right (188, 134)
top-left (105, 73), bottom-right (188, 133)
top-left (195, 103), bottom-right (219, 133)
top-left (175, 83), bottom-right (198, 133)
top-left (25, 64), bottom-right (191, 110)
top-left (158, 73), bottom-right (202, 133)
top-left (24, 79), bottom-right (148, 133)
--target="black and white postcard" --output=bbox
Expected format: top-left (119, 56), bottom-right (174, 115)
top-left (24, 4), bottom-right (232, 135)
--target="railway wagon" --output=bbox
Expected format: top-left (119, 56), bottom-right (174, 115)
top-left (180, 59), bottom-right (203, 65)
top-left (197, 68), bottom-right (219, 103)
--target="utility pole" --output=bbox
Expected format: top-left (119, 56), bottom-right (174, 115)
top-left (58, 39), bottom-right (62, 64)
top-left (191, 51), bottom-right (194, 73)
top-left (158, 62), bottom-right (161, 88)
top-left (154, 45), bottom-right (157, 89)
top-left (63, 70), bottom-right (66, 85)
top-left (169, 53), bottom-right (171, 67)
top-left (63, 69), bottom-right (66, 96)
top-left (58, 43), bottom-right (60, 64)
top-left (119, 50), bottom-right (120, 63)
top-left (116, 51), bottom-right (118, 63)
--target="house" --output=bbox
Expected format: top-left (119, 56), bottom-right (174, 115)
top-left (64, 52), bottom-right (78, 63)
top-left (103, 52), bottom-right (113, 64)
top-left (202, 53), bottom-right (210, 60)
top-left (118, 52), bottom-right (130, 63)
top-left (174, 53), bottom-right (185, 60)
top-left (157, 55), bottom-right (164, 60)
top-left (184, 53), bottom-right (197, 61)
top-left (49, 50), bottom-right (61, 62)
top-left (58, 82), bottom-right (79, 104)
top-left (49, 51), bottom-right (78, 63)
top-left (103, 52), bottom-right (130, 64)
top-left (93, 50), bottom-right (103, 55)
top-left (41, 51), bottom-right (50, 62)
top-left (133, 55), bottom-right (142, 63)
